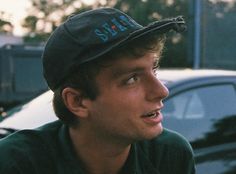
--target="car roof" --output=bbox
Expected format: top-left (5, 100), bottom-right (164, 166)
top-left (0, 90), bottom-right (57, 130)
top-left (157, 69), bottom-right (236, 84)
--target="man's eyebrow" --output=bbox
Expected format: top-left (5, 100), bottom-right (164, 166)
top-left (109, 55), bottom-right (160, 78)
top-left (111, 59), bottom-right (159, 78)
top-left (111, 66), bottom-right (146, 79)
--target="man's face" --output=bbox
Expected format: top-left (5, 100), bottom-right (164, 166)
top-left (86, 52), bottom-right (169, 143)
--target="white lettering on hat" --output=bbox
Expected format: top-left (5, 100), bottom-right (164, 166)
top-left (111, 18), bottom-right (127, 32)
top-left (94, 15), bottom-right (136, 42)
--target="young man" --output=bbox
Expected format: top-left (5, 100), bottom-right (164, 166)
top-left (0, 8), bottom-right (195, 174)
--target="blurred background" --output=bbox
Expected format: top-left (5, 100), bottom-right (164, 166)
top-left (1, 2), bottom-right (236, 172)
top-left (0, 0), bottom-right (236, 110)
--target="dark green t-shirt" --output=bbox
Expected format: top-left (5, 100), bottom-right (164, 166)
top-left (0, 121), bottom-right (195, 174)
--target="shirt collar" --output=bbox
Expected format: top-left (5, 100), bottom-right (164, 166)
top-left (58, 123), bottom-right (86, 173)
top-left (58, 123), bottom-right (160, 174)
top-left (125, 143), bottom-right (160, 174)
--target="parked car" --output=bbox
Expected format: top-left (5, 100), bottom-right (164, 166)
top-left (1, 69), bottom-right (236, 174)
top-left (159, 69), bottom-right (236, 174)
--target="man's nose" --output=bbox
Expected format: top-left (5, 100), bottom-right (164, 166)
top-left (145, 75), bottom-right (169, 102)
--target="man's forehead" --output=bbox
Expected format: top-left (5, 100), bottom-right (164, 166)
top-left (101, 53), bottom-right (159, 76)
top-left (104, 52), bottom-right (159, 65)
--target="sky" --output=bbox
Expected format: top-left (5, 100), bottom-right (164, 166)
top-left (0, 0), bottom-right (95, 36)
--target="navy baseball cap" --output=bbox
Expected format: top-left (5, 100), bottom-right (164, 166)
top-left (42, 7), bottom-right (186, 91)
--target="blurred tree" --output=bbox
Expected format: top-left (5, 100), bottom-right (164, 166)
top-left (21, 0), bottom-right (236, 68)
top-left (199, 0), bottom-right (236, 70)
top-left (22, 0), bottom-right (191, 67)
top-left (0, 12), bottom-right (13, 34)
top-left (111, 0), bottom-right (190, 68)
top-left (0, 19), bottom-right (13, 33)
top-left (22, 0), bottom-right (93, 43)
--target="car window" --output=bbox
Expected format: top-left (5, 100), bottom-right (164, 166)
top-left (162, 84), bottom-right (236, 144)
top-left (163, 90), bottom-right (205, 119)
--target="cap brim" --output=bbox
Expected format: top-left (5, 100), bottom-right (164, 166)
top-left (80, 16), bottom-right (186, 64)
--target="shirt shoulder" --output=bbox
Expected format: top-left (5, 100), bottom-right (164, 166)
top-left (0, 121), bottom-right (63, 173)
top-left (137, 128), bottom-right (195, 174)
top-left (138, 128), bottom-right (193, 153)
top-left (157, 128), bottom-right (193, 151)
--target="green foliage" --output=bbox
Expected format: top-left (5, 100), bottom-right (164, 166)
top-left (23, 0), bottom-right (94, 43)
top-left (22, 16), bottom-right (38, 31)
top-left (0, 18), bottom-right (13, 33)
top-left (24, 32), bottom-right (51, 43)
top-left (113, 0), bottom-right (190, 68)
top-left (0, 19), bottom-right (11, 26)
top-left (114, 0), bottom-right (188, 23)
top-left (22, 0), bottom-right (191, 68)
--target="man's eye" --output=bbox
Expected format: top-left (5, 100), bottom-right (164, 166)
top-left (125, 75), bottom-right (139, 85)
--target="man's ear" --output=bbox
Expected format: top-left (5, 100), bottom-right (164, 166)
top-left (61, 87), bottom-right (91, 118)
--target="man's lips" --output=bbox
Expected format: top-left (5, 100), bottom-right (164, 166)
top-left (141, 109), bottom-right (163, 124)
top-left (142, 109), bottom-right (162, 118)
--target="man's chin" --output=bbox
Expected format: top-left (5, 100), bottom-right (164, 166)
top-left (139, 125), bottom-right (164, 141)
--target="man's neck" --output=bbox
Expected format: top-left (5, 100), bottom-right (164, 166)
top-left (69, 127), bottom-right (131, 174)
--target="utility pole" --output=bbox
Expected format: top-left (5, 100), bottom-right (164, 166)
top-left (193, 0), bottom-right (202, 69)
